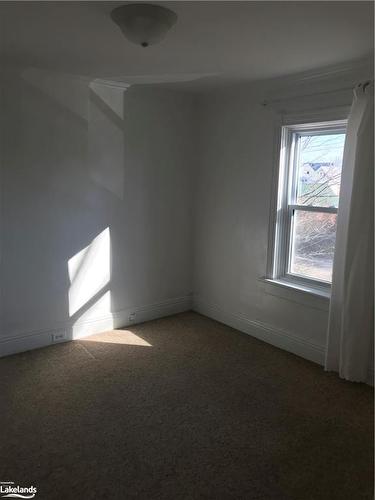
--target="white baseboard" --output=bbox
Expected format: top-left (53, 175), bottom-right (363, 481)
top-left (2, 294), bottom-right (372, 386)
top-left (0, 295), bottom-right (192, 358)
top-left (193, 296), bottom-right (325, 366)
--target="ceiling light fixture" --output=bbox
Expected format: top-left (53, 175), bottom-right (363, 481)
top-left (110, 3), bottom-right (177, 47)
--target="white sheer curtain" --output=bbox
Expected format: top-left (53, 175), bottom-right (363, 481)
top-left (325, 81), bottom-right (374, 383)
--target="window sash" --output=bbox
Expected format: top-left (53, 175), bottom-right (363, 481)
top-left (289, 128), bottom-right (346, 209)
top-left (289, 204), bottom-right (337, 214)
top-left (272, 120), bottom-right (346, 289)
top-left (285, 206), bottom-right (337, 286)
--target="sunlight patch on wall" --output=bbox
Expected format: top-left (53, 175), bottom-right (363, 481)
top-left (74, 290), bottom-right (112, 324)
top-left (68, 228), bottom-right (111, 317)
top-left (71, 290), bottom-right (114, 339)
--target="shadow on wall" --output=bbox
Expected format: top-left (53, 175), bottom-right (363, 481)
top-left (4, 69), bottom-right (129, 343)
top-left (2, 66), bottom-right (192, 353)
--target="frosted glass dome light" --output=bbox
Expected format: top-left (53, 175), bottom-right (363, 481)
top-left (111, 3), bottom-right (177, 47)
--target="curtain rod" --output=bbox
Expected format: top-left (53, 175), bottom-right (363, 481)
top-left (262, 80), bottom-right (373, 107)
top-left (261, 85), bottom-right (354, 107)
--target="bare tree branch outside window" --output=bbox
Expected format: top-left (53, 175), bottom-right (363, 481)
top-left (290, 133), bottom-right (345, 281)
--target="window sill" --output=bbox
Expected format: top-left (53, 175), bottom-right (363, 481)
top-left (263, 278), bottom-right (330, 298)
top-left (258, 277), bottom-right (330, 311)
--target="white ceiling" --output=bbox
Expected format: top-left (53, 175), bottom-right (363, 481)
top-left (1, 1), bottom-right (373, 89)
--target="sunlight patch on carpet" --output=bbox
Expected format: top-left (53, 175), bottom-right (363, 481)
top-left (81, 329), bottom-right (152, 346)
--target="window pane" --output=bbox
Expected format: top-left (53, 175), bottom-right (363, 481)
top-left (296, 133), bottom-right (345, 208)
top-left (289, 210), bottom-right (337, 282)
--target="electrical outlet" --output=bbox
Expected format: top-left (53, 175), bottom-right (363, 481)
top-left (128, 312), bottom-right (136, 322)
top-left (52, 331), bottom-right (67, 343)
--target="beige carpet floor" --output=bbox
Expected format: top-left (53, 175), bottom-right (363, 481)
top-left (0, 312), bottom-right (373, 500)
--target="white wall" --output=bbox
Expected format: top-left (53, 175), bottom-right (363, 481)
top-left (0, 69), bottom-right (193, 355)
top-left (192, 64), bottom-right (373, 364)
top-left (1, 61), bottom-right (372, 363)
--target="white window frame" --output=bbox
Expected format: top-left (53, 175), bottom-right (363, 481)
top-left (268, 117), bottom-right (347, 294)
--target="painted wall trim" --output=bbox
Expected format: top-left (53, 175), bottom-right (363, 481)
top-left (90, 78), bottom-right (131, 90)
top-left (193, 295), bottom-right (325, 366)
top-left (0, 295), bottom-right (192, 357)
top-left (280, 56), bottom-right (373, 86)
top-left (193, 296), bottom-right (374, 386)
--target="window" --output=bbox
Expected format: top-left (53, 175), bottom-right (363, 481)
top-left (270, 119), bottom-right (347, 292)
